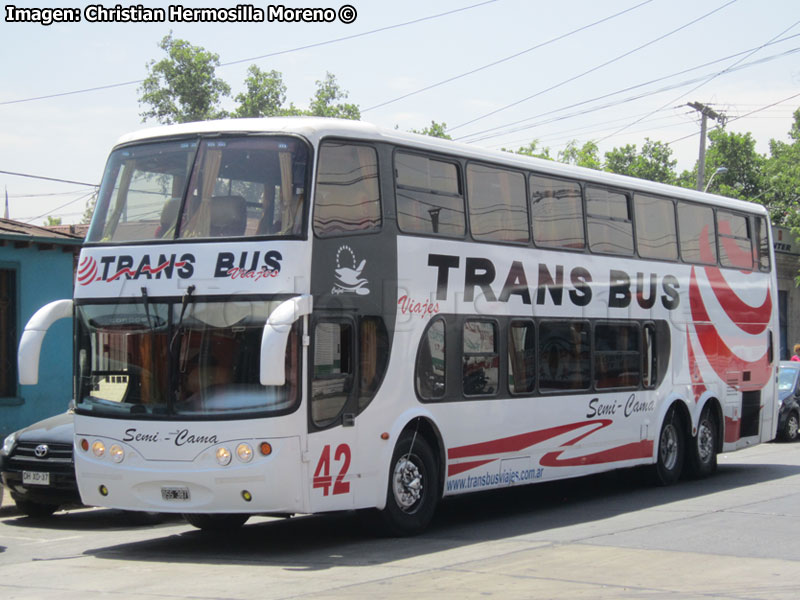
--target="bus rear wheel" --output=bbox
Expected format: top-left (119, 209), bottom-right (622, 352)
top-left (687, 405), bottom-right (718, 478)
top-left (375, 431), bottom-right (439, 536)
top-left (183, 513), bottom-right (249, 531)
top-left (654, 405), bottom-right (684, 485)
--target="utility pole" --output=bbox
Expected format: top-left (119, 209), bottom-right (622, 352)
top-left (688, 102), bottom-right (727, 191)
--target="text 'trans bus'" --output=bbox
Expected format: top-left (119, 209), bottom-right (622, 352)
top-left (19, 117), bottom-right (778, 534)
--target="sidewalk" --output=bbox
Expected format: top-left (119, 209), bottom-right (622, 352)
top-left (0, 486), bottom-right (20, 516)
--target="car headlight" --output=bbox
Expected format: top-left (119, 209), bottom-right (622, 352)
top-left (2, 432), bottom-right (18, 456)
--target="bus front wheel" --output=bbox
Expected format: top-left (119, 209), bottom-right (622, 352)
top-left (375, 431), bottom-right (439, 536)
top-left (654, 406), bottom-right (684, 485)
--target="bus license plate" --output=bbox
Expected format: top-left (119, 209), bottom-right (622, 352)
top-left (23, 471), bottom-right (50, 486)
top-left (161, 487), bottom-right (190, 501)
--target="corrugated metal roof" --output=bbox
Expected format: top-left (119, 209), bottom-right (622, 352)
top-left (0, 218), bottom-right (83, 244)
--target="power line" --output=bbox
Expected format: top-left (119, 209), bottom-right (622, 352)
top-left (0, 0), bottom-right (500, 107)
top-left (362, 0), bottom-right (655, 113)
top-left (0, 169), bottom-right (98, 187)
top-left (448, 0), bottom-right (740, 133)
top-left (456, 41), bottom-right (800, 144)
top-left (596, 18), bottom-right (800, 144)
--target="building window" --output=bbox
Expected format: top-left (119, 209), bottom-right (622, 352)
top-left (0, 268), bottom-right (17, 397)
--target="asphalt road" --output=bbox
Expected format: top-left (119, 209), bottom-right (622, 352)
top-left (2, 441), bottom-right (800, 599)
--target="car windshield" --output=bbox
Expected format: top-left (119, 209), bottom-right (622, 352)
top-left (778, 366), bottom-right (800, 392)
top-left (75, 299), bottom-right (300, 419)
top-left (86, 135), bottom-right (309, 243)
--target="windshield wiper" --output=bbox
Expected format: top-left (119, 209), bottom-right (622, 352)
top-left (170, 284), bottom-right (196, 358)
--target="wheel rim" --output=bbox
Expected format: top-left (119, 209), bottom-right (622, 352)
top-left (697, 420), bottom-right (714, 463)
top-left (660, 422), bottom-right (679, 471)
top-left (392, 455), bottom-right (423, 512)
top-left (788, 415), bottom-right (799, 440)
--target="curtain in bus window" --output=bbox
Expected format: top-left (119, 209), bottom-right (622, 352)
top-left (594, 322), bottom-right (640, 389)
top-left (633, 194), bottom-right (678, 260)
top-left (466, 164), bottom-right (528, 243)
top-left (508, 321), bottom-right (535, 394)
top-left (538, 321), bottom-right (590, 391)
top-left (586, 187), bottom-right (634, 255)
top-left (182, 148), bottom-right (223, 237)
top-left (529, 175), bottom-right (584, 249)
top-left (756, 216), bottom-right (771, 271)
top-left (717, 210), bottom-right (753, 270)
top-left (313, 143), bottom-right (381, 236)
top-left (358, 316), bottom-right (389, 411)
top-left (678, 202), bottom-right (717, 264)
top-left (396, 152), bottom-right (465, 237)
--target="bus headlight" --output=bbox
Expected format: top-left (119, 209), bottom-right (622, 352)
top-left (216, 447), bottom-right (232, 466)
top-left (236, 443), bottom-right (253, 463)
top-left (92, 440), bottom-right (106, 457)
top-left (109, 444), bottom-right (125, 463)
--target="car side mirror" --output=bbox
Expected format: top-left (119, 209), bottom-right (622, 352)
top-left (18, 299), bottom-right (73, 385)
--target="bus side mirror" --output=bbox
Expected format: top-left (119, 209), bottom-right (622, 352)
top-left (19, 299), bottom-right (73, 385)
top-left (260, 294), bottom-right (312, 386)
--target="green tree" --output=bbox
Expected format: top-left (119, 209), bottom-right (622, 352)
top-left (502, 140), bottom-right (552, 160)
top-left (44, 216), bottom-right (62, 226)
top-left (765, 107), bottom-right (800, 228)
top-left (233, 65), bottom-right (288, 118)
top-left (139, 33), bottom-right (231, 124)
top-left (604, 138), bottom-right (677, 184)
top-left (702, 128), bottom-right (765, 199)
top-left (306, 72), bottom-right (360, 120)
top-left (82, 192), bottom-right (98, 225)
top-left (558, 140), bottom-right (601, 170)
top-left (411, 120), bottom-right (451, 139)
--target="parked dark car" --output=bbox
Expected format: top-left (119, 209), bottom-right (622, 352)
top-left (0, 411), bottom-right (81, 517)
top-left (777, 361), bottom-right (800, 442)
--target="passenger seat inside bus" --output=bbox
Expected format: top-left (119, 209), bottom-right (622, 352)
top-left (209, 195), bottom-right (247, 237)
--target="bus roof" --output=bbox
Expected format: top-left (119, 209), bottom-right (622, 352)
top-left (116, 116), bottom-right (769, 217)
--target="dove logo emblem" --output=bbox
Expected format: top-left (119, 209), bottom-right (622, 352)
top-left (332, 245), bottom-right (369, 295)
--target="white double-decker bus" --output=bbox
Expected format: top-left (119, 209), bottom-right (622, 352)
top-left (20, 118), bottom-right (778, 534)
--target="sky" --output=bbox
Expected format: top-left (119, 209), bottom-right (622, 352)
top-left (2, 0), bottom-right (799, 225)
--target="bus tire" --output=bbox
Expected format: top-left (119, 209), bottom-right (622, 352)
top-left (687, 404), bottom-right (718, 478)
top-left (375, 431), bottom-right (439, 536)
top-left (183, 513), bottom-right (249, 531)
top-left (654, 405), bottom-right (684, 485)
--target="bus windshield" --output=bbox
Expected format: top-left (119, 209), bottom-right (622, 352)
top-left (75, 299), bottom-right (300, 419)
top-left (86, 135), bottom-right (309, 243)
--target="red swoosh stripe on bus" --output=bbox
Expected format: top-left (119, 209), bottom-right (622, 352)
top-left (540, 440), bottom-right (653, 467)
top-left (689, 267), bottom-right (771, 388)
top-left (448, 420), bottom-right (611, 461)
top-left (686, 330), bottom-right (707, 403)
top-left (698, 224), bottom-right (771, 335)
top-left (447, 420), bottom-right (614, 477)
top-left (703, 266), bottom-right (771, 335)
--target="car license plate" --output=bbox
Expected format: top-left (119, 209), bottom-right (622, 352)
top-left (22, 471), bottom-right (50, 486)
top-left (161, 486), bottom-right (190, 501)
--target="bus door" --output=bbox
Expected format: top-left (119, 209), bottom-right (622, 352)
top-left (307, 313), bottom-right (361, 511)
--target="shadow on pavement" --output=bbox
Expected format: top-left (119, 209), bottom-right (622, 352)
top-left (76, 460), bottom-right (800, 569)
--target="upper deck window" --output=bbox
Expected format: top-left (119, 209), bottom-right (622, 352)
top-left (86, 136), bottom-right (309, 243)
top-left (586, 186), bottom-right (634, 255)
top-left (466, 163), bottom-right (528, 244)
top-left (313, 142), bottom-right (381, 236)
top-left (529, 175), bottom-right (585, 250)
top-left (396, 152), bottom-right (465, 237)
